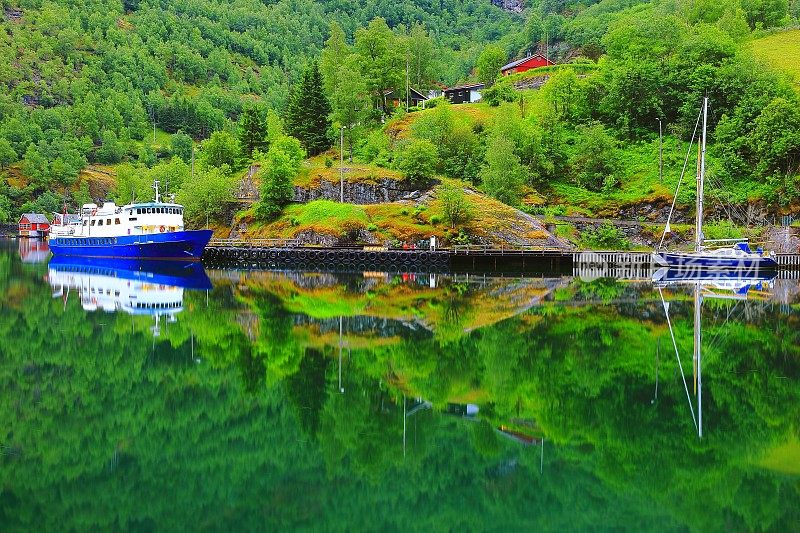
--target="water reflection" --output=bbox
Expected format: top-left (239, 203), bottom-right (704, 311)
top-left (18, 237), bottom-right (49, 263)
top-left (1, 243), bottom-right (799, 530)
top-left (47, 257), bottom-right (211, 335)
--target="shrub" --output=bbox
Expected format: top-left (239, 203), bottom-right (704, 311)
top-left (430, 214), bottom-right (442, 225)
top-left (569, 122), bottom-right (619, 192)
top-left (367, 223), bottom-right (377, 231)
top-left (580, 223), bottom-right (631, 250)
top-left (482, 82), bottom-right (517, 107)
top-left (393, 138), bottom-right (437, 185)
top-left (438, 182), bottom-right (473, 228)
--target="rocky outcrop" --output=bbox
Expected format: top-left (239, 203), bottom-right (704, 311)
top-left (491, 0), bottom-right (525, 14)
top-left (293, 177), bottom-right (426, 205)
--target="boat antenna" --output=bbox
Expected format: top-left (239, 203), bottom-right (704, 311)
top-left (152, 180), bottom-right (161, 203)
top-left (657, 108), bottom-right (703, 250)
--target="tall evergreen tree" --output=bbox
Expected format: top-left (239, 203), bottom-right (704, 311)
top-left (238, 105), bottom-right (268, 160)
top-left (285, 62), bottom-right (332, 156)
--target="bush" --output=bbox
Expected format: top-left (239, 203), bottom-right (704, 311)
top-left (367, 223), bottom-right (377, 231)
top-left (393, 138), bottom-right (437, 185)
top-left (422, 96), bottom-right (445, 109)
top-left (429, 214), bottom-right (442, 225)
top-left (482, 82), bottom-right (517, 107)
top-left (438, 182), bottom-right (473, 228)
top-left (580, 223), bottom-right (631, 250)
top-left (704, 220), bottom-right (744, 240)
top-left (570, 122), bottom-right (619, 192)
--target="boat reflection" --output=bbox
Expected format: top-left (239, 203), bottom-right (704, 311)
top-left (47, 257), bottom-right (211, 336)
top-left (656, 268), bottom-right (776, 438)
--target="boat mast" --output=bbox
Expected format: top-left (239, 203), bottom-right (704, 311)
top-left (152, 180), bottom-right (161, 204)
top-left (693, 282), bottom-right (703, 438)
top-left (696, 97), bottom-right (708, 253)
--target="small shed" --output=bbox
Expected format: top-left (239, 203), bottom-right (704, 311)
top-left (500, 54), bottom-right (554, 76)
top-left (443, 83), bottom-right (485, 104)
top-left (18, 213), bottom-right (50, 238)
top-left (384, 87), bottom-right (429, 108)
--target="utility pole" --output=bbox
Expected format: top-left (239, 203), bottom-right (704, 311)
top-left (657, 118), bottom-right (663, 184)
top-left (406, 50), bottom-right (410, 113)
top-left (340, 126), bottom-right (346, 202)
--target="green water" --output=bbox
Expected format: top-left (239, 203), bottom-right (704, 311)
top-left (1, 240), bottom-right (799, 531)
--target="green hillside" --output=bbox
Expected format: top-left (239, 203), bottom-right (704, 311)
top-left (1, 0), bottom-right (799, 235)
top-left (751, 29), bottom-right (800, 82)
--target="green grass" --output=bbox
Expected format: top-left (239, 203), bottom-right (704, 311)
top-left (548, 136), bottom-right (769, 216)
top-left (132, 128), bottom-right (177, 152)
top-left (287, 200), bottom-right (369, 229)
top-left (750, 29), bottom-right (800, 83)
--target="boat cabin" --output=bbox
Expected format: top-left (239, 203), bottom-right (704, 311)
top-left (50, 201), bottom-right (185, 239)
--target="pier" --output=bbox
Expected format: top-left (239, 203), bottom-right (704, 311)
top-left (202, 239), bottom-right (800, 273)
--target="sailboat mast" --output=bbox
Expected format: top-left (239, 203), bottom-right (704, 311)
top-left (696, 97), bottom-right (708, 253)
top-left (693, 283), bottom-right (703, 438)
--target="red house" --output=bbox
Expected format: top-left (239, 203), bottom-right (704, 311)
top-left (500, 54), bottom-right (554, 76)
top-left (18, 213), bottom-right (50, 238)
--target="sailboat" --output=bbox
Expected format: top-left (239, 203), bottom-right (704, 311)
top-left (652, 97), bottom-right (778, 270)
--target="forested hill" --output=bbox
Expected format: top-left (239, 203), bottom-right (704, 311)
top-left (0, 0), bottom-right (798, 232)
top-left (0, 0), bottom-right (525, 218)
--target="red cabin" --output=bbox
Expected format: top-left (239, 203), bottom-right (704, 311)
top-left (500, 54), bottom-right (554, 76)
top-left (18, 213), bottom-right (50, 238)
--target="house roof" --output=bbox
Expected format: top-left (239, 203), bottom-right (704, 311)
top-left (500, 53), bottom-right (551, 72)
top-left (409, 87), bottom-right (427, 100)
top-left (383, 88), bottom-right (429, 100)
top-left (20, 213), bottom-right (49, 224)
top-left (444, 83), bottom-right (485, 92)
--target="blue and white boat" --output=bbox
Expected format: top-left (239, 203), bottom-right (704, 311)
top-left (652, 97), bottom-right (777, 270)
top-left (48, 180), bottom-right (212, 261)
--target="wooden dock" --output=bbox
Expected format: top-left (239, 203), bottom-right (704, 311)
top-left (202, 240), bottom-right (800, 272)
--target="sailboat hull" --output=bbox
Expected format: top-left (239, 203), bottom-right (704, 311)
top-left (652, 251), bottom-right (778, 269)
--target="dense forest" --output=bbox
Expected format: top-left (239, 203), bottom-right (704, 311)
top-left (0, 0), bottom-right (799, 238)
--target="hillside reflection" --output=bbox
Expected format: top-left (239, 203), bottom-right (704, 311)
top-left (1, 248), bottom-right (799, 530)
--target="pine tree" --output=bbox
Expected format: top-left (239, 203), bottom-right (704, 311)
top-left (238, 106), bottom-right (268, 160)
top-left (285, 62), bottom-right (332, 156)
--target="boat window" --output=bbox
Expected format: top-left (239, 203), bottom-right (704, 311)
top-left (107, 219), bottom-right (112, 225)
top-left (146, 208), bottom-right (151, 214)
top-left (98, 220), bottom-right (103, 226)
top-left (115, 218), bottom-right (120, 225)
top-left (91, 220), bottom-right (96, 226)
top-left (83, 220), bottom-right (87, 226)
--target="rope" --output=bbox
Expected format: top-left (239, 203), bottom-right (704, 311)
top-left (658, 109), bottom-right (703, 251)
top-left (659, 288), bottom-right (698, 432)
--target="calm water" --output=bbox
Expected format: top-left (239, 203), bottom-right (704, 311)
top-left (2, 239), bottom-right (799, 531)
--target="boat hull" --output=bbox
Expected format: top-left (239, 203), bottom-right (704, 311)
top-left (49, 230), bottom-right (213, 261)
top-left (652, 251), bottom-right (778, 269)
